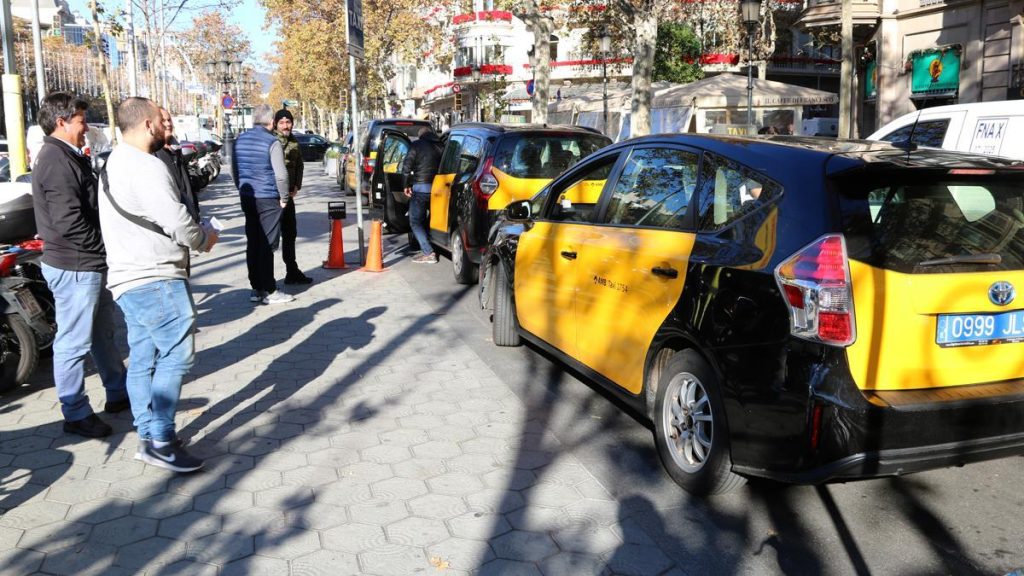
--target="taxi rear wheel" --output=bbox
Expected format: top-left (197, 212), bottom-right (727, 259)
top-left (653, 350), bottom-right (745, 495)
top-left (452, 231), bottom-right (478, 285)
top-left (492, 261), bottom-right (520, 347)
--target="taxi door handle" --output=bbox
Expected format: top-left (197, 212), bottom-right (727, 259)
top-left (651, 266), bottom-right (678, 279)
top-left (560, 250), bottom-right (578, 260)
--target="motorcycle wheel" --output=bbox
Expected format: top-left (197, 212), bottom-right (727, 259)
top-left (0, 313), bottom-right (38, 392)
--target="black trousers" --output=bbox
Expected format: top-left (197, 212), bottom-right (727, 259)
top-left (242, 196), bottom-right (283, 293)
top-left (281, 197), bottom-right (299, 275)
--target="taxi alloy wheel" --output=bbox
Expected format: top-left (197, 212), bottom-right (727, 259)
top-left (451, 230), bottom-right (477, 285)
top-left (653, 350), bottom-right (745, 495)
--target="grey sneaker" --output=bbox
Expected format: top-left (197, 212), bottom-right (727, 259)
top-left (262, 291), bottom-right (295, 304)
top-left (249, 290), bottom-right (266, 302)
top-left (412, 253), bottom-right (438, 264)
top-left (139, 440), bottom-right (203, 473)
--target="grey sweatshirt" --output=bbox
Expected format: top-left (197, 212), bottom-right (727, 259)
top-left (99, 143), bottom-right (209, 298)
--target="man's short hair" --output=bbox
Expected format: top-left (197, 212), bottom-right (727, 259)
top-left (417, 126), bottom-right (432, 138)
top-left (117, 97), bottom-right (156, 132)
top-left (252, 104), bottom-right (274, 127)
top-left (38, 92), bottom-right (88, 136)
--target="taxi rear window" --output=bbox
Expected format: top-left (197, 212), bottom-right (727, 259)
top-left (837, 171), bottom-right (1024, 273)
top-left (493, 134), bottom-right (610, 179)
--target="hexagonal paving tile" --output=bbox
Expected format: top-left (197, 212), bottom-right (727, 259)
top-left (371, 477), bottom-right (428, 500)
top-left (403, 494), bottom-right (465, 521)
top-left (601, 543), bottom-right (675, 575)
top-left (186, 531), bottom-right (254, 564)
top-left (283, 500), bottom-right (348, 531)
top-left (330, 431), bottom-right (381, 451)
top-left (229, 437), bottom-right (279, 457)
top-left (282, 465), bottom-right (337, 487)
top-left (254, 485), bottom-right (314, 510)
top-left (220, 555), bottom-right (289, 575)
top-left (221, 507), bottom-right (288, 536)
top-left (166, 472), bottom-right (226, 497)
top-left (447, 453), bottom-right (502, 476)
top-left (225, 469), bottom-right (282, 492)
top-left (538, 552), bottom-right (608, 576)
top-left (322, 522), bottom-right (387, 554)
top-left (131, 493), bottom-right (194, 520)
top-left (0, 500), bottom-right (69, 529)
top-left (39, 542), bottom-right (122, 576)
top-left (0, 525), bottom-right (22, 548)
top-left (349, 499), bottom-right (410, 525)
top-left (254, 422), bottom-right (304, 440)
top-left (90, 515), bottom-right (158, 547)
top-left (150, 559), bottom-right (219, 576)
top-left (317, 479), bottom-right (373, 507)
top-left (158, 510), bottom-right (223, 541)
top-left (490, 530), bottom-right (560, 562)
top-left (411, 440), bottom-right (462, 459)
top-left (360, 444), bottom-right (412, 465)
top-left (379, 428), bottom-right (428, 446)
top-left (448, 510), bottom-right (511, 540)
top-left (307, 447), bottom-right (361, 468)
top-left (254, 450), bottom-right (308, 471)
top-left (67, 497), bottom-right (132, 525)
top-left (337, 461), bottom-right (394, 483)
top-left (253, 526), bottom-right (322, 560)
top-left (465, 488), bottom-right (525, 515)
top-left (476, 558), bottom-right (544, 576)
top-left (358, 543), bottom-right (429, 576)
top-left (0, 548), bottom-right (45, 574)
top-left (0, 434), bottom-right (51, 456)
top-left (552, 524), bottom-right (623, 555)
top-left (528, 482), bottom-right (584, 508)
top-left (481, 468), bottom-right (538, 491)
top-left (18, 520), bottom-right (91, 553)
top-left (107, 475), bottom-right (168, 501)
top-left (427, 537), bottom-right (496, 572)
top-left (193, 488), bottom-right (254, 515)
top-left (115, 536), bottom-right (187, 571)
top-left (292, 549), bottom-right (361, 575)
top-left (202, 453), bottom-right (255, 476)
top-left (44, 479), bottom-right (109, 506)
top-left (426, 472), bottom-right (485, 497)
top-left (386, 516), bottom-right (450, 546)
top-left (12, 449), bottom-right (70, 469)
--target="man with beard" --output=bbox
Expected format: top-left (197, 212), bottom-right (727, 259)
top-left (98, 97), bottom-right (219, 472)
top-left (272, 109), bottom-right (311, 285)
top-left (155, 107), bottom-right (199, 223)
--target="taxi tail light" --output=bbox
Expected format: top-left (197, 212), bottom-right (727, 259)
top-left (362, 157), bottom-right (375, 174)
top-left (0, 253), bottom-right (16, 277)
top-left (774, 234), bottom-right (856, 347)
top-left (473, 157), bottom-right (499, 201)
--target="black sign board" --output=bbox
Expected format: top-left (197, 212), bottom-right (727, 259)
top-left (346, 0), bottom-right (365, 60)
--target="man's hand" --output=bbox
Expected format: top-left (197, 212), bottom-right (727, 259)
top-left (403, 187), bottom-right (412, 198)
top-left (205, 229), bottom-right (220, 251)
top-left (290, 187), bottom-right (298, 198)
top-left (280, 199), bottom-right (289, 208)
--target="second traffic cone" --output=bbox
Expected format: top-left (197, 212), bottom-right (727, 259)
top-left (322, 218), bottom-right (347, 269)
top-left (362, 220), bottom-right (386, 273)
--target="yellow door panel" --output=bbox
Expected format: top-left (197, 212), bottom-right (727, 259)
top-left (430, 174), bottom-right (454, 234)
top-left (576, 228), bottom-right (694, 394)
top-left (487, 168), bottom-right (550, 211)
top-left (846, 262), bottom-right (1024, 390)
top-left (514, 222), bottom-right (584, 357)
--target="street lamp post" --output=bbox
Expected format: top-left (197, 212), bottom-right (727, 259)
top-left (204, 59), bottom-right (242, 162)
top-left (471, 66), bottom-right (481, 122)
top-left (599, 28), bottom-right (611, 137)
top-left (741, 0), bottom-right (762, 131)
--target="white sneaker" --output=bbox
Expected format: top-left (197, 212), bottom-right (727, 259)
top-left (262, 291), bottom-right (294, 305)
top-left (249, 290), bottom-right (266, 302)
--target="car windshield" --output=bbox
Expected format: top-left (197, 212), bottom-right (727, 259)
top-left (493, 134), bottom-right (610, 179)
top-left (837, 170), bottom-right (1024, 273)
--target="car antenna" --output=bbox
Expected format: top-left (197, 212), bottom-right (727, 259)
top-left (891, 109), bottom-right (921, 156)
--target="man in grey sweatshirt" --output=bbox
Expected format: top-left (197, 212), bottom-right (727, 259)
top-left (99, 97), bottom-right (219, 473)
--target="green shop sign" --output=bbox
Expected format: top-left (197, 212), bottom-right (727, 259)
top-left (910, 48), bottom-right (961, 95)
top-left (865, 61), bottom-right (877, 100)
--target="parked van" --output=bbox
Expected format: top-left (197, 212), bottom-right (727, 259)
top-left (867, 101), bottom-right (1024, 160)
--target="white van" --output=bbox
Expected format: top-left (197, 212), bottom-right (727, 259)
top-left (866, 100), bottom-right (1024, 160)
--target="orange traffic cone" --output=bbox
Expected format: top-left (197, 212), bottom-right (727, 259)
top-left (322, 219), bottom-right (347, 269)
top-left (362, 220), bottom-right (386, 273)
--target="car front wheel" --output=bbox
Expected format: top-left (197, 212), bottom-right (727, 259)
top-left (653, 350), bottom-right (745, 495)
top-left (492, 261), bottom-right (520, 347)
top-left (451, 230), bottom-right (477, 285)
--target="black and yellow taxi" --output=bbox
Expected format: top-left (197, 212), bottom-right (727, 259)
top-left (481, 134), bottom-right (1024, 495)
top-left (373, 123), bottom-right (610, 282)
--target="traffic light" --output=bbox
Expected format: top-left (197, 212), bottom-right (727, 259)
top-left (340, 91), bottom-right (348, 110)
top-left (454, 92), bottom-right (462, 109)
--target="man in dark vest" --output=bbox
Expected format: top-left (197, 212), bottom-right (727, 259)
top-left (232, 104), bottom-right (293, 304)
top-left (156, 107), bottom-right (199, 224)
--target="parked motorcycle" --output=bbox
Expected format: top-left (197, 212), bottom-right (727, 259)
top-left (179, 141), bottom-right (210, 192)
top-left (1, 241), bottom-right (55, 392)
top-left (200, 140), bottom-right (222, 181)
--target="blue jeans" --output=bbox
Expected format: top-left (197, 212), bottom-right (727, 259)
top-left (409, 184), bottom-right (433, 256)
top-left (115, 279), bottom-right (196, 442)
top-left (41, 263), bottom-right (127, 422)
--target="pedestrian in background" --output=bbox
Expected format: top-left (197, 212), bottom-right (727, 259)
top-left (233, 104), bottom-right (294, 304)
top-left (31, 92), bottom-right (129, 439)
top-left (155, 107), bottom-right (200, 224)
top-left (273, 109), bottom-right (312, 285)
top-left (99, 96), bottom-right (219, 473)
top-left (401, 126), bottom-right (443, 263)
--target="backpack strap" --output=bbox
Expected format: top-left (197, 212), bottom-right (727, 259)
top-left (99, 164), bottom-right (170, 239)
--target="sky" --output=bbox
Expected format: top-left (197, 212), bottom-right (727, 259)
top-left (64, 0), bottom-right (279, 70)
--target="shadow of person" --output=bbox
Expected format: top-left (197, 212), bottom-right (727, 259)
top-left (604, 495), bottom-right (679, 575)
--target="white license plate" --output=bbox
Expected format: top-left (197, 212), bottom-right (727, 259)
top-left (14, 288), bottom-right (43, 319)
top-left (936, 310), bottom-right (1024, 347)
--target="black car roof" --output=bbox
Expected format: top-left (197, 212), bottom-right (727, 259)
top-left (607, 134), bottom-right (1024, 175)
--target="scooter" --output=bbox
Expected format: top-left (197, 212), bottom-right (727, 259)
top-left (1, 242), bottom-right (55, 392)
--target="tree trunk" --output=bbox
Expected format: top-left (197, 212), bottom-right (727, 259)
top-left (522, 1), bottom-right (552, 124)
top-left (142, 0), bottom-right (157, 99)
top-left (90, 0), bottom-right (117, 142)
top-left (629, 11), bottom-right (658, 137)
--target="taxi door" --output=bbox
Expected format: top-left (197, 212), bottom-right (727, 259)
top-left (574, 146), bottom-right (700, 394)
top-left (430, 135), bottom-right (462, 238)
top-left (370, 130), bottom-right (412, 216)
top-left (514, 152), bottom-right (623, 357)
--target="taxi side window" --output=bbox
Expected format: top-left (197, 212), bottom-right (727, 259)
top-left (381, 136), bottom-right (409, 173)
top-left (459, 136), bottom-right (484, 174)
top-left (697, 154), bottom-right (778, 232)
top-left (438, 135), bottom-right (465, 174)
top-left (543, 154), bottom-right (619, 223)
top-left (603, 147), bottom-right (698, 229)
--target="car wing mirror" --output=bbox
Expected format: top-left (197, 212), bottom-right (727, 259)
top-left (505, 200), bottom-right (533, 222)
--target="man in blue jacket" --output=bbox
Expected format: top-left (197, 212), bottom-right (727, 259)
top-left (232, 104), bottom-right (293, 304)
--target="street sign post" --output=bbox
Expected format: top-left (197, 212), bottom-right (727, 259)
top-left (346, 0), bottom-right (366, 263)
top-left (221, 93), bottom-right (234, 109)
top-left (346, 0), bottom-right (364, 60)
top-left (526, 79), bottom-right (535, 96)
top-left (452, 83), bottom-right (462, 94)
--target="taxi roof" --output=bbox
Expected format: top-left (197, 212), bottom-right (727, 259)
top-left (448, 122), bottom-right (605, 136)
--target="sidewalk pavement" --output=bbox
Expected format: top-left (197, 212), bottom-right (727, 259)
top-left (0, 165), bottom-right (683, 575)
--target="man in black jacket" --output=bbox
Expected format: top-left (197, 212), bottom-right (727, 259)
top-left (156, 107), bottom-right (200, 224)
top-left (401, 127), bottom-right (442, 263)
top-left (32, 92), bottom-right (128, 438)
